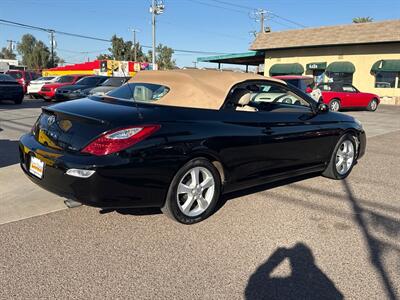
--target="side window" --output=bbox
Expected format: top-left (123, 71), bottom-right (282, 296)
top-left (250, 83), bottom-right (311, 108)
top-left (342, 85), bottom-right (356, 93)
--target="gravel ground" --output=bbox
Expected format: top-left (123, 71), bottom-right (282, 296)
top-left (0, 99), bottom-right (399, 299)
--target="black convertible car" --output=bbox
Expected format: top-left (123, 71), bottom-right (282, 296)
top-left (19, 70), bottom-right (366, 224)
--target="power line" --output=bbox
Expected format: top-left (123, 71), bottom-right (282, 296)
top-left (207, 0), bottom-right (307, 28)
top-left (0, 18), bottom-right (229, 55)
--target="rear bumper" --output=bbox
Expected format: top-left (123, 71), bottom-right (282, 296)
top-left (19, 133), bottom-right (175, 208)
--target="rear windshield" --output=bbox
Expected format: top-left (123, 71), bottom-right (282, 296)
top-left (76, 77), bottom-right (102, 85)
top-left (7, 72), bottom-right (23, 79)
top-left (56, 76), bottom-right (74, 83)
top-left (106, 83), bottom-right (170, 102)
top-left (37, 76), bottom-right (55, 81)
top-left (101, 77), bottom-right (128, 87)
top-left (0, 74), bottom-right (16, 81)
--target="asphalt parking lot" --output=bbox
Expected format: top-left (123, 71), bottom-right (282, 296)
top-left (1, 98), bottom-right (399, 299)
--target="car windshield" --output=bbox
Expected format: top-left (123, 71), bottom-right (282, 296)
top-left (76, 77), bottom-right (101, 85)
top-left (7, 72), bottom-right (23, 79)
top-left (101, 77), bottom-right (127, 87)
top-left (0, 74), bottom-right (15, 81)
top-left (106, 83), bottom-right (170, 102)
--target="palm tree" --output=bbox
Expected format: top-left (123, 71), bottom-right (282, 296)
top-left (352, 17), bottom-right (373, 23)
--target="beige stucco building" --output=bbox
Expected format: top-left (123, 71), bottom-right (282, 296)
top-left (250, 20), bottom-right (400, 105)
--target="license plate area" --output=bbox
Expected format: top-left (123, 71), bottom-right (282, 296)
top-left (29, 156), bottom-right (45, 179)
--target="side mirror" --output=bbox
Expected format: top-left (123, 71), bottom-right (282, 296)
top-left (305, 87), bottom-right (313, 94)
top-left (318, 103), bottom-right (329, 113)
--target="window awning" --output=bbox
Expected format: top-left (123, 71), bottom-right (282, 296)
top-left (306, 62), bottom-right (327, 70)
top-left (326, 61), bottom-right (355, 73)
top-left (371, 60), bottom-right (400, 73)
top-left (269, 63), bottom-right (304, 76)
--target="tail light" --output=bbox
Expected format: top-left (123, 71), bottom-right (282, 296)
top-left (81, 125), bottom-right (160, 156)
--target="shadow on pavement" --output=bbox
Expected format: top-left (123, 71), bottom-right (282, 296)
top-left (0, 139), bottom-right (20, 168)
top-left (342, 179), bottom-right (398, 300)
top-left (0, 99), bottom-right (49, 110)
top-left (100, 207), bottom-right (161, 216)
top-left (245, 243), bottom-right (343, 300)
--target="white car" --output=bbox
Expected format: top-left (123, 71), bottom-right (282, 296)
top-left (27, 76), bottom-right (59, 98)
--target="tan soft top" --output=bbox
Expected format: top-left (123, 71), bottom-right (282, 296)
top-left (129, 69), bottom-right (285, 109)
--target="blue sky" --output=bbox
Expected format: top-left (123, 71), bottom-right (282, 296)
top-left (1, 0), bottom-right (399, 68)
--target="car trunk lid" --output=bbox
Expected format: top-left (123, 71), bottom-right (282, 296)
top-left (34, 98), bottom-right (143, 152)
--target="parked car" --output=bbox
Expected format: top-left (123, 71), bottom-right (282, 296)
top-left (88, 77), bottom-right (130, 96)
top-left (318, 83), bottom-right (380, 112)
top-left (273, 75), bottom-right (322, 101)
top-left (27, 76), bottom-right (59, 99)
top-left (55, 75), bottom-right (108, 101)
top-left (19, 70), bottom-right (366, 224)
top-left (6, 70), bottom-right (40, 93)
top-left (0, 74), bottom-right (24, 104)
top-left (39, 75), bottom-right (86, 101)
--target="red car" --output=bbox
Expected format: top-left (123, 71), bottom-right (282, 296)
top-left (38, 75), bottom-right (86, 101)
top-left (318, 83), bottom-right (380, 112)
top-left (6, 70), bottom-right (40, 94)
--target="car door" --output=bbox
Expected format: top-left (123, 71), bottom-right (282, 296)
top-left (251, 82), bottom-right (334, 178)
top-left (342, 84), bottom-right (360, 107)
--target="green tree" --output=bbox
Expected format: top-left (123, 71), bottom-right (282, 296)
top-left (352, 17), bottom-right (373, 23)
top-left (147, 44), bottom-right (176, 70)
top-left (17, 34), bottom-right (62, 69)
top-left (97, 35), bottom-right (147, 62)
top-left (0, 47), bottom-right (16, 59)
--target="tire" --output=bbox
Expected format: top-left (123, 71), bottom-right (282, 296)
top-left (329, 99), bottom-right (340, 112)
top-left (322, 133), bottom-right (357, 180)
top-left (14, 95), bottom-right (24, 105)
top-left (161, 158), bottom-right (221, 224)
top-left (367, 98), bottom-right (378, 111)
top-left (43, 98), bottom-right (52, 102)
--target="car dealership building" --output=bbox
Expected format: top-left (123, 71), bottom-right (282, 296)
top-left (199, 19), bottom-right (400, 105)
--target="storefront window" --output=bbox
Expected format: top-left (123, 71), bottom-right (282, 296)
top-left (328, 72), bottom-right (353, 85)
top-left (374, 71), bottom-right (397, 88)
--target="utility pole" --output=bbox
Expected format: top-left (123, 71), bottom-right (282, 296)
top-left (49, 30), bottom-right (55, 67)
top-left (6, 40), bottom-right (17, 52)
top-left (250, 9), bottom-right (268, 33)
top-left (192, 61), bottom-right (197, 68)
top-left (130, 28), bottom-right (140, 61)
top-left (149, 0), bottom-right (164, 69)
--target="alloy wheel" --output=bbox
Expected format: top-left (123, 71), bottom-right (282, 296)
top-left (330, 100), bottom-right (340, 112)
top-left (335, 140), bottom-right (355, 175)
top-left (176, 166), bottom-right (215, 217)
top-left (370, 100), bottom-right (378, 111)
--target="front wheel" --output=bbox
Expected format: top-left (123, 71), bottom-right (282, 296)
top-left (329, 99), bottom-right (340, 112)
top-left (367, 98), bottom-right (378, 111)
top-left (14, 95), bottom-right (24, 105)
top-left (322, 134), bottom-right (357, 180)
top-left (161, 158), bottom-right (221, 224)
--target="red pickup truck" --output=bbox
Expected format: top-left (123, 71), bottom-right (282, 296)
top-left (318, 83), bottom-right (380, 112)
top-left (38, 74), bottom-right (86, 101)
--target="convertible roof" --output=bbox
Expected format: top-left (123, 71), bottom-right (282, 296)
top-left (129, 69), bottom-right (284, 109)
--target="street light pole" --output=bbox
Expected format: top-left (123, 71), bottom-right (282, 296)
top-left (151, 0), bottom-right (156, 67)
top-left (130, 28), bottom-right (139, 61)
top-left (150, 0), bottom-right (164, 70)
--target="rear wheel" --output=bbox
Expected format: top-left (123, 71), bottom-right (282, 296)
top-left (329, 99), bottom-right (340, 112)
top-left (367, 98), bottom-right (378, 111)
top-left (322, 134), bottom-right (356, 180)
top-left (161, 158), bottom-right (221, 224)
